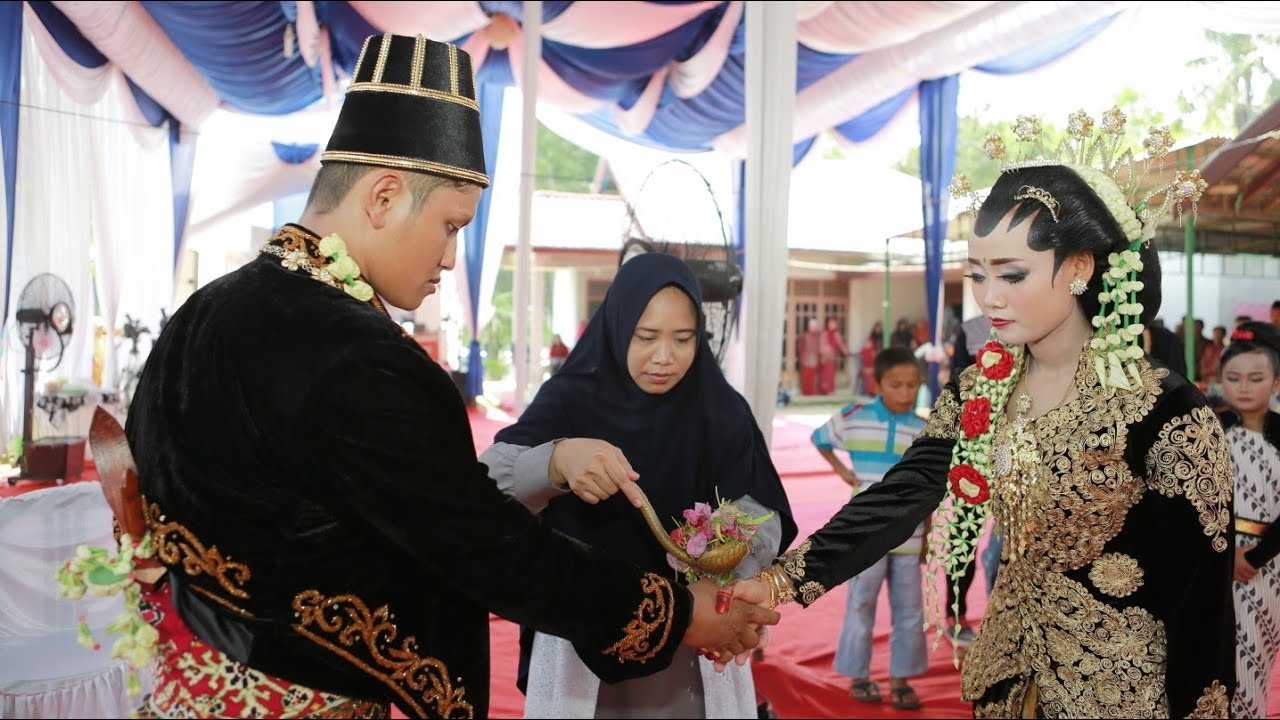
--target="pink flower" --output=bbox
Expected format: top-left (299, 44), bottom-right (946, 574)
top-left (669, 527), bottom-right (687, 548)
top-left (683, 502), bottom-right (713, 527)
top-left (666, 553), bottom-right (689, 572)
top-left (685, 531), bottom-right (709, 558)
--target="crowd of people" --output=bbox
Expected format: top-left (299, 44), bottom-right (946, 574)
top-left (65, 33), bottom-right (1277, 720)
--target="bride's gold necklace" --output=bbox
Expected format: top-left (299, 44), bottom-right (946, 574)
top-left (992, 360), bottom-right (1077, 558)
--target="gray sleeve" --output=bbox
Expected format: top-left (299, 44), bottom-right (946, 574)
top-left (478, 440), bottom-right (568, 515)
top-left (733, 494), bottom-right (784, 580)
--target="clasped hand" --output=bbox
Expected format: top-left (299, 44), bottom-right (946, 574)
top-left (682, 578), bottom-right (779, 672)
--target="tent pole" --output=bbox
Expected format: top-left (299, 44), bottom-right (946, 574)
top-left (513, 0), bottom-right (541, 414)
top-left (882, 238), bottom-right (891, 348)
top-left (1183, 148), bottom-right (1196, 384)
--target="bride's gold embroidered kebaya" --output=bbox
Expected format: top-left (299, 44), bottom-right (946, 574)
top-left (752, 108), bottom-right (1235, 719)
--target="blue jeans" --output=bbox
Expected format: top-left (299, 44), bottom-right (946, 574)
top-left (833, 553), bottom-right (928, 679)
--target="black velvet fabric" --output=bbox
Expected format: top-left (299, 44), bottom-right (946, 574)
top-left (125, 237), bottom-right (692, 717)
top-left (1220, 409), bottom-right (1280, 568)
top-left (789, 356), bottom-right (1236, 718)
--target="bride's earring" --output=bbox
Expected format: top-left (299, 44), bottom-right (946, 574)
top-left (1069, 278), bottom-right (1088, 296)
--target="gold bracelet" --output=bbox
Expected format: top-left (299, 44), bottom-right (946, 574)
top-left (754, 565), bottom-right (797, 608)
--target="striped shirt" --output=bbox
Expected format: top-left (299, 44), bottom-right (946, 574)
top-left (811, 397), bottom-right (927, 553)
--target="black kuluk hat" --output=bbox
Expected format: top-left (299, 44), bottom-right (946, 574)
top-left (322, 33), bottom-right (490, 187)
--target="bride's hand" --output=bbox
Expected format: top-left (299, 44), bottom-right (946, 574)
top-left (549, 438), bottom-right (643, 507)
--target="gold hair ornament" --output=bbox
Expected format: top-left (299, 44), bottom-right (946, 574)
top-left (948, 106), bottom-right (1209, 391)
top-left (1012, 185), bottom-right (1059, 222)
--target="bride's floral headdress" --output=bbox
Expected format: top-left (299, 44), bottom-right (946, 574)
top-left (949, 106), bottom-right (1207, 392)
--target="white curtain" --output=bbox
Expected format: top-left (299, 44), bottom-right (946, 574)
top-left (3, 20), bottom-right (174, 449)
top-left (90, 73), bottom-right (174, 389)
top-left (4, 26), bottom-right (98, 445)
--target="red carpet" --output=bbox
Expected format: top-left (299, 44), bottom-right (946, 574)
top-left (434, 406), bottom-right (1280, 718)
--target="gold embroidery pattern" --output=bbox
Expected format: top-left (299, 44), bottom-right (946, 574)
top-left (149, 639), bottom-right (388, 719)
top-left (797, 581), bottom-right (827, 605)
top-left (963, 570), bottom-right (1168, 718)
top-left (1186, 680), bottom-right (1229, 719)
top-left (146, 499), bottom-right (251, 600)
top-left (779, 539), bottom-right (812, 583)
top-left (1145, 405), bottom-right (1234, 552)
top-left (260, 226), bottom-right (391, 316)
top-left (920, 384), bottom-right (962, 440)
top-left (959, 354), bottom-right (1183, 716)
top-left (602, 573), bottom-right (675, 664)
top-left (292, 590), bottom-right (473, 719)
top-left (1088, 552), bottom-right (1144, 598)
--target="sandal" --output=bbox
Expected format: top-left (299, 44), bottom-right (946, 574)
top-left (890, 683), bottom-right (922, 710)
top-left (848, 680), bottom-right (881, 703)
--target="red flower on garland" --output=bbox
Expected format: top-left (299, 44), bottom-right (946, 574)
top-left (949, 464), bottom-right (991, 504)
top-left (960, 397), bottom-right (992, 438)
top-left (978, 341), bottom-right (1015, 380)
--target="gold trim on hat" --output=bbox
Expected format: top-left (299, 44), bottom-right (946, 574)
top-left (448, 43), bottom-right (459, 96)
top-left (372, 32), bottom-right (392, 83)
top-left (321, 150), bottom-right (490, 187)
top-left (353, 36), bottom-right (371, 83)
top-left (410, 34), bottom-right (425, 89)
top-left (346, 82), bottom-right (479, 111)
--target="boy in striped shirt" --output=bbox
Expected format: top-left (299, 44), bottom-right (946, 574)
top-left (810, 347), bottom-right (928, 710)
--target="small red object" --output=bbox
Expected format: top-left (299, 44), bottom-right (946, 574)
top-left (715, 583), bottom-right (735, 615)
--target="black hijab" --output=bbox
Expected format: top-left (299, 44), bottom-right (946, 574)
top-left (495, 253), bottom-right (797, 574)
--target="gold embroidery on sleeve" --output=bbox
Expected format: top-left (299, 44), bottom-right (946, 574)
top-left (1088, 552), bottom-right (1144, 598)
top-left (146, 499), bottom-right (251, 599)
top-left (779, 539), bottom-right (812, 582)
top-left (1185, 680), bottom-right (1229, 719)
top-left (602, 573), bottom-right (675, 664)
top-left (1145, 405), bottom-right (1233, 552)
top-left (797, 580), bottom-right (827, 605)
top-left (291, 590), bottom-right (473, 719)
top-left (919, 385), bottom-right (962, 440)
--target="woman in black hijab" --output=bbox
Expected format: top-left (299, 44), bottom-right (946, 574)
top-left (481, 253), bottom-right (795, 719)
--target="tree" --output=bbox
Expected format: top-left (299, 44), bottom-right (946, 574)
top-left (1180, 32), bottom-right (1280, 136)
top-left (535, 122), bottom-right (605, 193)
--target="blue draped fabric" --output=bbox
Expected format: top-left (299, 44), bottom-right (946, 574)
top-left (571, 18), bottom-right (856, 151)
top-left (141, 1), bottom-right (322, 115)
top-left (312, 1), bottom-right (380, 73)
top-left (540, 4), bottom-right (725, 102)
top-left (975, 13), bottom-right (1116, 74)
top-left (170, 125), bottom-right (198, 267)
top-left (0, 2), bottom-right (19, 323)
top-left (834, 85), bottom-right (915, 142)
top-left (918, 74), bottom-right (958, 398)
top-left (27, 1), bottom-right (106, 67)
top-left (477, 1), bottom-right (573, 24)
top-left (271, 141), bottom-right (320, 164)
top-left (465, 81), bottom-right (507, 399)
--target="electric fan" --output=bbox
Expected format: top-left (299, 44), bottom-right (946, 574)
top-left (618, 160), bottom-right (742, 365)
top-left (9, 273), bottom-right (83, 484)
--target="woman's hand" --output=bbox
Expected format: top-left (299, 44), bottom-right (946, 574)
top-left (549, 438), bottom-right (643, 507)
top-left (1235, 544), bottom-right (1259, 583)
